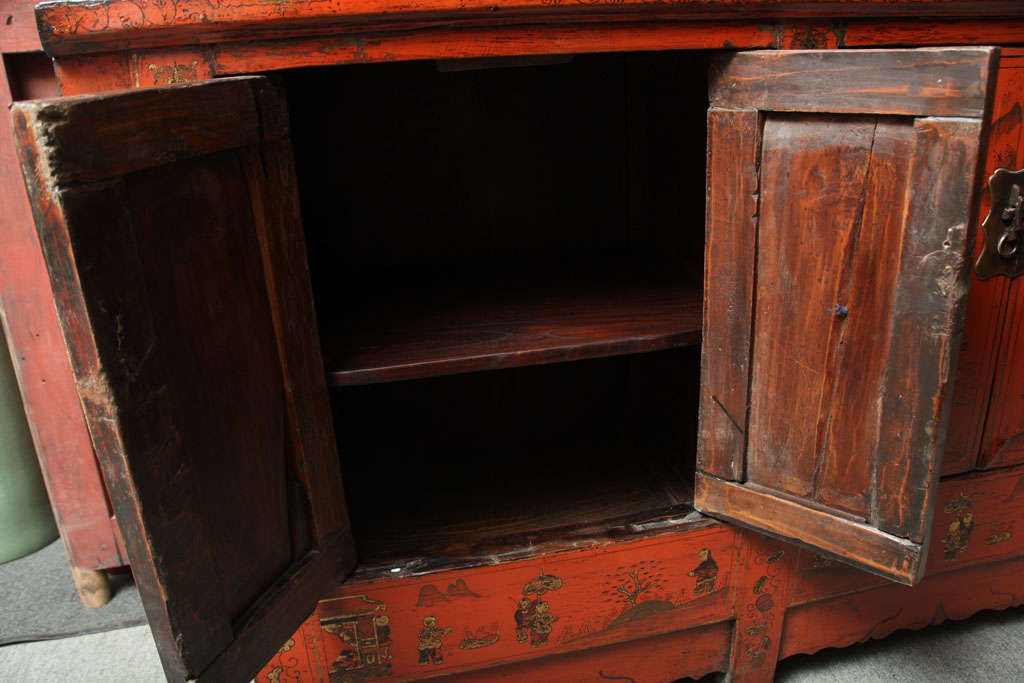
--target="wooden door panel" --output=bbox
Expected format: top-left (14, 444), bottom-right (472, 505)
top-left (747, 115), bottom-right (914, 517)
top-left (12, 77), bottom-right (355, 682)
top-left (122, 150), bottom-right (292, 619)
top-left (696, 48), bottom-right (996, 585)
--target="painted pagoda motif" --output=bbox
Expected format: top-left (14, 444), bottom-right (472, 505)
top-left (320, 595), bottom-right (392, 682)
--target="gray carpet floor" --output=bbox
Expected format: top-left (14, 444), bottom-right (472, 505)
top-left (0, 625), bottom-right (163, 682)
top-left (1, 608), bottom-right (1024, 681)
top-left (0, 540), bottom-right (145, 645)
top-left (774, 605), bottom-right (1024, 682)
top-left (1, 540), bottom-right (1023, 681)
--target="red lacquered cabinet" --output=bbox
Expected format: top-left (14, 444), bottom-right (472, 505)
top-left (0, 1), bottom-right (126, 607)
top-left (5, 1), bottom-right (1024, 681)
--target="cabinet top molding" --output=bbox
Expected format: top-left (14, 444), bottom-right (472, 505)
top-left (34, 0), bottom-right (1024, 57)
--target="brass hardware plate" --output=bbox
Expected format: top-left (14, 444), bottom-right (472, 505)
top-left (977, 168), bottom-right (1024, 280)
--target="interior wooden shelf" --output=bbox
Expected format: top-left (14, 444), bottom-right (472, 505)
top-left (333, 346), bottom-right (700, 578)
top-left (348, 441), bottom-right (697, 578)
top-left (322, 271), bottom-right (702, 387)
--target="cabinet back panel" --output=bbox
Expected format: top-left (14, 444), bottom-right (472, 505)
top-left (285, 51), bottom-right (709, 298)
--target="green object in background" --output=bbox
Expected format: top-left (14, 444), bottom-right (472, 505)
top-left (0, 326), bottom-right (58, 564)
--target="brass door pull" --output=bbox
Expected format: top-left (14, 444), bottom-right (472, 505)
top-left (977, 168), bottom-right (1024, 279)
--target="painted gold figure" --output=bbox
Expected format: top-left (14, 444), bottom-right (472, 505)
top-left (529, 600), bottom-right (558, 647)
top-left (417, 616), bottom-right (452, 664)
top-left (689, 549), bottom-right (719, 595)
top-left (514, 598), bottom-right (535, 643)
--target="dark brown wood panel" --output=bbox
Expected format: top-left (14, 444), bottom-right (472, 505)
top-left (323, 274), bottom-right (701, 386)
top-left (335, 344), bottom-right (700, 578)
top-left (710, 48), bottom-right (997, 118)
top-left (351, 439), bottom-right (694, 576)
top-left (697, 108), bottom-right (761, 482)
top-left (872, 116), bottom-right (983, 541)
top-left (124, 150), bottom-right (292, 622)
top-left (22, 79), bottom-right (269, 183)
top-left (746, 114), bottom-right (874, 501)
top-left (697, 48), bottom-right (995, 585)
top-left (12, 77), bottom-right (354, 682)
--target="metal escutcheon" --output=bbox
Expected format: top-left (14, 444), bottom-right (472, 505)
top-left (977, 168), bottom-right (1024, 280)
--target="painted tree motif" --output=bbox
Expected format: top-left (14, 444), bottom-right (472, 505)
top-left (616, 570), bottom-right (652, 607)
top-left (603, 561), bottom-right (667, 609)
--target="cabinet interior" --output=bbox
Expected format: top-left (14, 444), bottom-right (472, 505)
top-left (284, 50), bottom-right (711, 576)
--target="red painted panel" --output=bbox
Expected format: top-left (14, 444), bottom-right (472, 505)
top-left (793, 464), bottom-right (1024, 605)
top-left (942, 56), bottom-right (1024, 475)
top-left (781, 555), bottom-right (1024, 660)
top-left (728, 533), bottom-right (798, 683)
top-left (442, 621), bottom-right (732, 683)
top-left (257, 525), bottom-right (736, 682)
top-left (0, 0), bottom-right (42, 52)
top-left (32, 0), bottom-right (1024, 59)
top-left (0, 54), bottom-right (124, 570)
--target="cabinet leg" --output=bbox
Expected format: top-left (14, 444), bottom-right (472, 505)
top-left (71, 566), bottom-right (112, 608)
top-left (726, 531), bottom-right (798, 682)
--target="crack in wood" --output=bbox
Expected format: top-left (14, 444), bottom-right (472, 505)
top-left (712, 394), bottom-right (745, 437)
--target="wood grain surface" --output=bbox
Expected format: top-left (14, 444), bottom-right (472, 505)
top-left (696, 475), bottom-right (923, 583)
top-left (324, 274), bottom-right (700, 387)
top-left (939, 53), bottom-right (1024, 474)
top-left (746, 115), bottom-right (912, 516)
top-left (710, 48), bottom-right (997, 117)
top-left (698, 109), bottom-right (761, 483)
top-left (871, 117), bottom-right (984, 543)
top-left (792, 463), bottom-right (1024, 606)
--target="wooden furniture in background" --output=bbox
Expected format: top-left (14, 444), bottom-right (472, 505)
top-left (0, 0), bottom-right (124, 606)
top-left (7, 1), bottom-right (1024, 681)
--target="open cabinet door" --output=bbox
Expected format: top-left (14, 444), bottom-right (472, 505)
top-left (12, 77), bottom-right (355, 681)
top-left (696, 48), bottom-right (997, 585)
